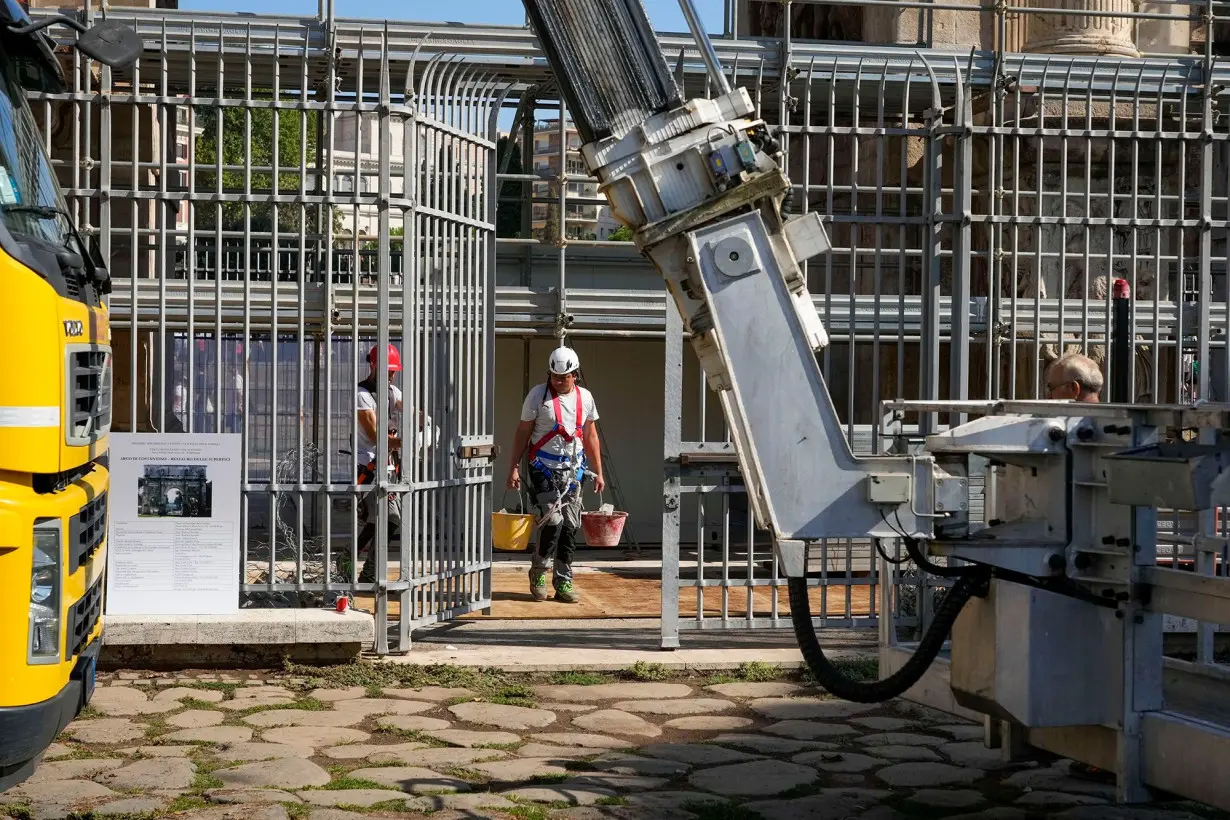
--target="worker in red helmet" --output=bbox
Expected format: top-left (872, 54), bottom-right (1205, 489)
top-left (352, 343), bottom-right (406, 585)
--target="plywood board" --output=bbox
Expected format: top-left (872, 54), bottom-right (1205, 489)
top-left (351, 568), bottom-right (875, 621)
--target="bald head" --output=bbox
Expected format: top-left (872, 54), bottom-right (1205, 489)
top-left (1046, 353), bottom-right (1103, 403)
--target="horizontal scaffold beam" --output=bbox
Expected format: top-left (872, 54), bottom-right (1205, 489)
top-left (35, 8), bottom-right (1220, 98)
top-left (106, 277), bottom-right (1221, 342)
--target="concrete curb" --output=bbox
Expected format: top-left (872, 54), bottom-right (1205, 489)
top-left (376, 645), bottom-right (876, 672)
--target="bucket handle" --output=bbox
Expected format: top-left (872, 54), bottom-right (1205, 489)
top-left (500, 488), bottom-right (531, 514)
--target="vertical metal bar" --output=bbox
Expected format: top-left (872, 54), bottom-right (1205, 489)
top-left (950, 67), bottom-right (972, 427)
top-left (677, 0), bottom-right (732, 96)
top-left (322, 16), bottom-right (338, 601)
top-left (1117, 418), bottom-right (1163, 803)
top-left (374, 33), bottom-right (393, 655)
top-left (921, 82), bottom-right (942, 434)
top-left (661, 298), bottom-right (683, 650)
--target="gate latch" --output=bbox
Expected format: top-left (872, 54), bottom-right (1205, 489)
top-left (456, 436), bottom-right (500, 466)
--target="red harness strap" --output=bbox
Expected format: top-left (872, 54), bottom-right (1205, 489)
top-left (528, 385), bottom-right (585, 462)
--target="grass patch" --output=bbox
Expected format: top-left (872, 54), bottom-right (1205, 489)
top-left (528, 773), bottom-right (570, 785)
top-left (803, 656), bottom-right (879, 686)
top-left (595, 796), bottom-right (627, 806)
top-left (705, 673), bottom-right (737, 686)
top-left (77, 705), bottom-right (103, 720)
top-left (367, 800), bottom-right (411, 812)
top-left (775, 780), bottom-right (825, 799)
top-left (505, 807), bottom-right (549, 820)
top-left (375, 728), bottom-right (448, 747)
top-left (231, 697), bottom-right (326, 718)
top-left (179, 698), bottom-right (222, 711)
top-left (317, 775), bottom-right (390, 791)
top-left (284, 803), bottom-right (311, 820)
top-left (486, 683), bottom-right (537, 709)
top-left (443, 767), bottom-right (489, 785)
top-left (1, 808), bottom-right (32, 820)
top-left (682, 800), bottom-right (764, 820)
top-left (622, 661), bottom-right (670, 682)
top-left (734, 661), bottom-right (779, 682)
top-left (185, 682), bottom-right (242, 697)
top-left (142, 717), bottom-right (170, 739)
top-left (280, 659), bottom-right (514, 697)
top-left (190, 771), bottom-right (225, 791)
top-left (550, 671), bottom-right (607, 686)
top-left (164, 796), bottom-right (211, 814)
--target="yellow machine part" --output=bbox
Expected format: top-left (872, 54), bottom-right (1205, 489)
top-left (0, 246), bottom-right (110, 475)
top-left (0, 463), bottom-right (107, 709)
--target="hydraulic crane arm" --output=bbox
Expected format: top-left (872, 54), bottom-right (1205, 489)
top-left (517, 0), bottom-right (983, 701)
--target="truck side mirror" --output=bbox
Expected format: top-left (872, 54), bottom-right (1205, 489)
top-left (74, 20), bottom-right (143, 69)
top-left (86, 235), bottom-right (111, 295)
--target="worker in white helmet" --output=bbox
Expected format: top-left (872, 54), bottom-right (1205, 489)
top-left (507, 345), bottom-right (605, 603)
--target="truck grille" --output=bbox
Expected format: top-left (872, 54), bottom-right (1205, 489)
top-left (67, 572), bottom-right (103, 661)
top-left (67, 347), bottom-right (112, 446)
top-left (69, 490), bottom-right (107, 574)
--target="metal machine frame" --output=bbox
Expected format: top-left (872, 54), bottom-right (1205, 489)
top-left (520, 0), bottom-right (1230, 810)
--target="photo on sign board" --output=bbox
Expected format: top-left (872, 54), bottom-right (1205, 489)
top-left (136, 464), bottom-right (214, 518)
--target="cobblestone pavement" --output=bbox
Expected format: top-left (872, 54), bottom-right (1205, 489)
top-left (1, 666), bottom-right (1225, 820)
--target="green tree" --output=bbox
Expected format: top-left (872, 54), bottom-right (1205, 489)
top-left (608, 224), bottom-right (634, 242)
top-left (194, 101), bottom-right (320, 234)
top-left (495, 135), bottom-right (524, 238)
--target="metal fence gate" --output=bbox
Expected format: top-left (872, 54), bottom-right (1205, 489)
top-left (30, 11), bottom-right (504, 652)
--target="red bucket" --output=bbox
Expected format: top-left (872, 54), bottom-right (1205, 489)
top-left (580, 510), bottom-right (628, 547)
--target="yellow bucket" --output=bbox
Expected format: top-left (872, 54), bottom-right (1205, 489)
top-left (492, 510), bottom-right (535, 552)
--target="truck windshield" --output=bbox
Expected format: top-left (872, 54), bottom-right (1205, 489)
top-left (0, 49), bottom-right (74, 249)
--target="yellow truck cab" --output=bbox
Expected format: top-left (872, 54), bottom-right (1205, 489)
top-left (0, 4), bottom-right (141, 791)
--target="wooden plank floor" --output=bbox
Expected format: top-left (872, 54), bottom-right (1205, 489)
top-left (353, 568), bottom-right (876, 621)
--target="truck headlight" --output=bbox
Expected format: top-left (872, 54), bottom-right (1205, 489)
top-left (29, 524), bottom-right (61, 660)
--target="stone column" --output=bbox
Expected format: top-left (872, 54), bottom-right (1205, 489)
top-left (1025, 0), bottom-right (1140, 57)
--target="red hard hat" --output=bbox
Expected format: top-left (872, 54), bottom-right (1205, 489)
top-left (368, 344), bottom-right (402, 372)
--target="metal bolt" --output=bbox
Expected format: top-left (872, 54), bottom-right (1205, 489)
top-left (1116, 538), bottom-right (1131, 548)
top-left (1049, 428), bottom-right (1065, 442)
top-left (1102, 535), bottom-right (1116, 545)
top-left (1077, 427), bottom-right (1094, 441)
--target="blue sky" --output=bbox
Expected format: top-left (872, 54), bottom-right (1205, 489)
top-left (177, 0), bottom-right (725, 34)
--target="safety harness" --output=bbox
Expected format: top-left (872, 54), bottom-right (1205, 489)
top-left (356, 377), bottom-right (401, 487)
top-left (528, 384), bottom-right (587, 483)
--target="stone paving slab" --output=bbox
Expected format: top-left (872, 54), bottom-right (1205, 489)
top-left (2, 667), bottom-right (1226, 820)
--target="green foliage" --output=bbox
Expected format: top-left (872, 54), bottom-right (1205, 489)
top-left (550, 670), bottom-right (608, 686)
top-left (193, 99), bottom-right (320, 234)
top-left (622, 661), bottom-right (670, 682)
top-left (496, 135), bottom-right (524, 238)
top-left (607, 224), bottom-right (634, 241)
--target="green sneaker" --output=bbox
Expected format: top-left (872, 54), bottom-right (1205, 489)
top-left (529, 570), bottom-right (548, 601)
top-left (554, 580), bottom-right (579, 604)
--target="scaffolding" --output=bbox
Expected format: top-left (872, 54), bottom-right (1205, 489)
top-left (25, 0), bottom-right (1230, 664)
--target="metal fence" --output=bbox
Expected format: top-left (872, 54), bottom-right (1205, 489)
top-left (33, 9), bottom-right (506, 652)
top-left (29, 0), bottom-right (1230, 657)
top-left (657, 0), bottom-right (1230, 654)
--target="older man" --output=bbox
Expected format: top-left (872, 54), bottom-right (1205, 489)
top-left (1045, 352), bottom-right (1103, 403)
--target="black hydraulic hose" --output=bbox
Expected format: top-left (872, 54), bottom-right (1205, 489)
top-left (789, 562), bottom-right (990, 704)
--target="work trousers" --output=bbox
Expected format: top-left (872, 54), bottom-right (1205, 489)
top-left (529, 463), bottom-right (583, 586)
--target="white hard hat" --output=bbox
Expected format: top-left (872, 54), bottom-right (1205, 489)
top-left (548, 346), bottom-right (580, 375)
